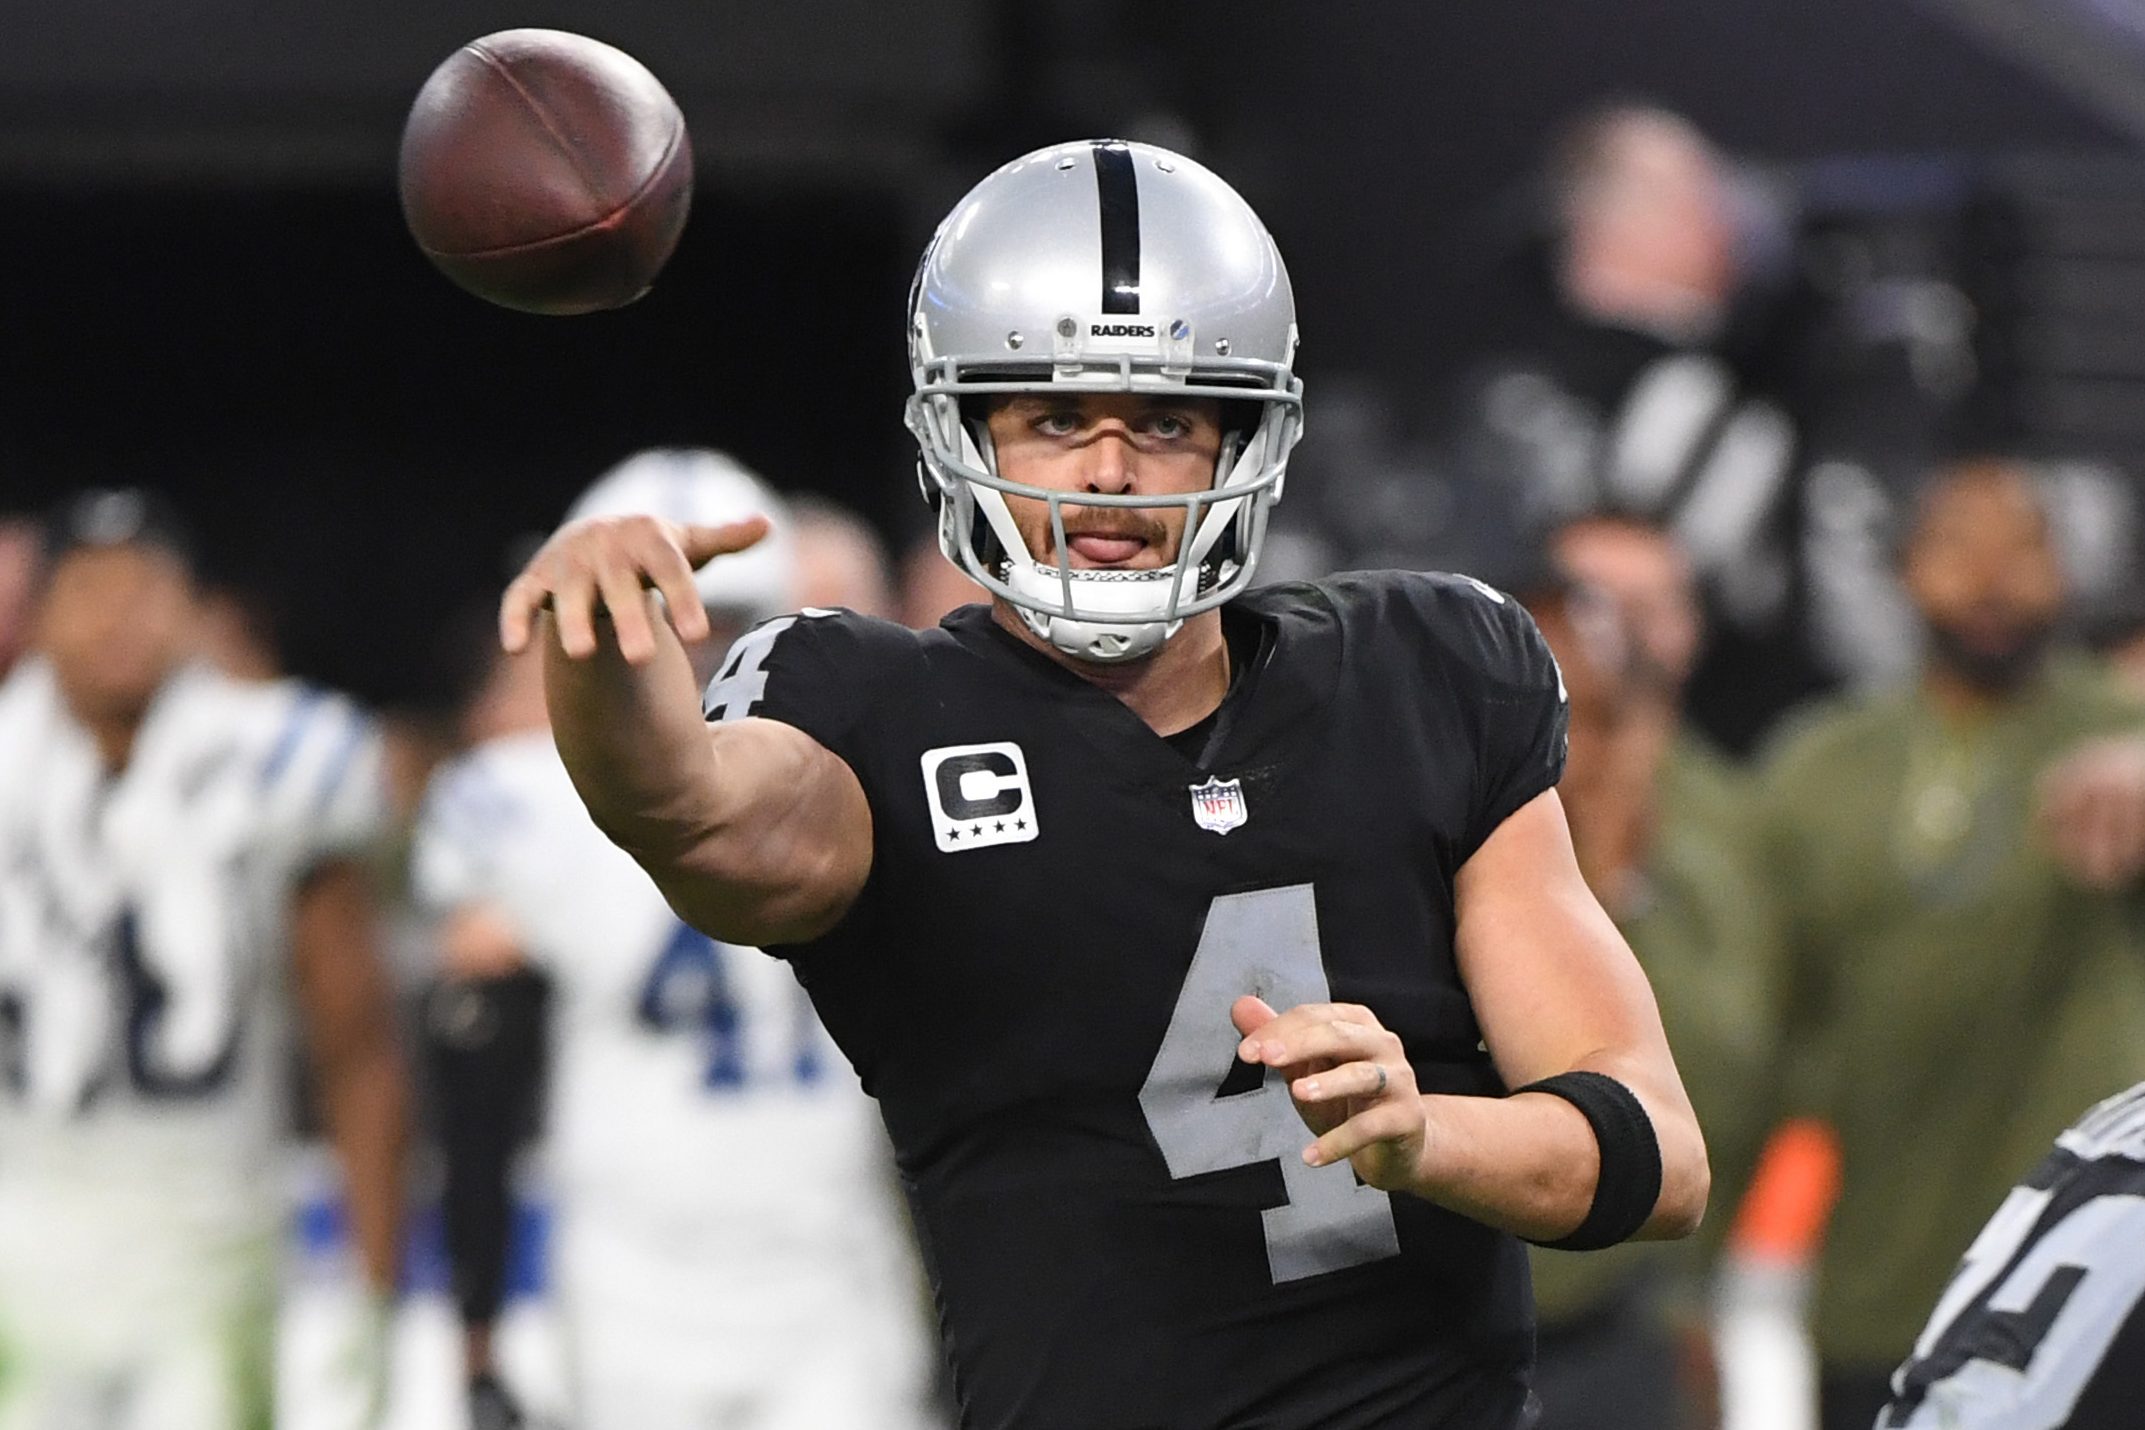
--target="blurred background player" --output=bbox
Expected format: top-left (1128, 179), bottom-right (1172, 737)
top-left (789, 493), bottom-right (898, 619)
top-left (1521, 547), bottom-right (1780, 1430)
top-left (896, 526), bottom-right (987, 631)
top-left (0, 488), bottom-right (409, 1430)
top-left (413, 450), bottom-right (934, 1430)
top-left (1755, 456), bottom-right (2145, 1430)
top-left (1882, 1079), bottom-right (2145, 1429)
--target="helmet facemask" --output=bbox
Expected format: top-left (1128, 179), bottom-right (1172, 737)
top-left (907, 348), bottom-right (1301, 663)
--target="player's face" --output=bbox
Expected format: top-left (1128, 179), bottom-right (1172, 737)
top-left (985, 393), bottom-right (1226, 571)
top-left (1904, 465), bottom-right (2065, 692)
top-left (35, 543), bottom-right (199, 726)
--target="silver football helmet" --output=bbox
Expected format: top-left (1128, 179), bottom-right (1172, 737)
top-left (906, 139), bottom-right (1303, 662)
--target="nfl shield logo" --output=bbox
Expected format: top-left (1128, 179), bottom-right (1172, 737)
top-left (1189, 776), bottom-right (1249, 835)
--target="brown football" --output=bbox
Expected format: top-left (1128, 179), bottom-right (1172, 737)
top-left (399, 29), bottom-right (693, 315)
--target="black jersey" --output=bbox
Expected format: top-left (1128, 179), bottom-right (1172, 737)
top-left (1883, 1082), bottom-right (2145, 1430)
top-left (702, 571), bottom-right (1569, 1430)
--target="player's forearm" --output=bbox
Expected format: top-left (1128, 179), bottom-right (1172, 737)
top-left (541, 610), bottom-right (869, 945)
top-left (1408, 1068), bottom-right (1708, 1244)
top-left (541, 605), bottom-right (724, 855)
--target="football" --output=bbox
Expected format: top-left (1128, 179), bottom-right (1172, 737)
top-left (398, 28), bottom-right (693, 315)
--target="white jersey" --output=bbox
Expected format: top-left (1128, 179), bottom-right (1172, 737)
top-left (0, 658), bottom-right (387, 1240)
top-left (1886, 1081), bottom-right (2145, 1429)
top-left (411, 732), bottom-right (907, 1320)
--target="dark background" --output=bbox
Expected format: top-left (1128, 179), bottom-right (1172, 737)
top-left (0, 0), bottom-right (2131, 705)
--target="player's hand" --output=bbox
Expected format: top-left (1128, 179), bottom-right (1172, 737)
top-left (2038, 735), bottom-right (2145, 890)
top-left (1232, 995), bottom-right (1426, 1194)
top-left (497, 514), bottom-right (770, 665)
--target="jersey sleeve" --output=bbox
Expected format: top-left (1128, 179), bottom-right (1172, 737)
top-left (1405, 573), bottom-right (1571, 860)
top-left (255, 683), bottom-right (391, 870)
top-left (700, 607), bottom-right (897, 774)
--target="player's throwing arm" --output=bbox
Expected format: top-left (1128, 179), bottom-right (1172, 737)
top-left (499, 515), bottom-right (871, 946)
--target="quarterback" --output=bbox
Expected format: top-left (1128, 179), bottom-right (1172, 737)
top-left (501, 141), bottom-right (1709, 1429)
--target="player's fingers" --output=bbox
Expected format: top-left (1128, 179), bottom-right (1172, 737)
top-left (1291, 1059), bottom-right (1409, 1106)
top-left (677, 516), bottom-right (772, 567)
top-left (498, 572), bottom-right (549, 654)
top-left (1304, 1102), bottom-right (1419, 1168)
top-left (1230, 995), bottom-right (1280, 1050)
top-left (642, 541), bottom-right (710, 646)
top-left (1237, 1002), bottom-right (1382, 1062)
top-left (549, 570), bottom-right (601, 659)
top-left (1249, 1018), bottom-right (1392, 1070)
top-left (595, 564), bottom-right (658, 665)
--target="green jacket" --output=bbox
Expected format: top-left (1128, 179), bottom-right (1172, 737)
top-left (1530, 733), bottom-right (1781, 1326)
top-left (1755, 658), bottom-right (2145, 1366)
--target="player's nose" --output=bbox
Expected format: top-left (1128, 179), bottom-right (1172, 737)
top-left (1079, 430), bottom-right (1137, 494)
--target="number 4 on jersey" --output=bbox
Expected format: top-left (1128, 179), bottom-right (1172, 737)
top-left (1140, 884), bottom-right (1402, 1284)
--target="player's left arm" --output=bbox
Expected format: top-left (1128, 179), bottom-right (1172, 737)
top-left (1236, 788), bottom-right (1707, 1245)
top-left (292, 856), bottom-right (412, 1294)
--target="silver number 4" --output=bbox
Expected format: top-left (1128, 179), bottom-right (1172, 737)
top-left (703, 609), bottom-right (836, 723)
top-left (1139, 884), bottom-right (1402, 1283)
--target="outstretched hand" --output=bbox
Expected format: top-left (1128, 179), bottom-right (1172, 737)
top-left (2039, 735), bottom-right (2145, 890)
top-left (1232, 994), bottom-right (1428, 1193)
top-left (498, 514), bottom-right (771, 665)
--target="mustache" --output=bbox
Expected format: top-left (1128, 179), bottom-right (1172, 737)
top-left (1053, 509), bottom-right (1171, 545)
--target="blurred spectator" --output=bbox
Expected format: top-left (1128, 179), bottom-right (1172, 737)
top-left (0, 517), bottom-right (42, 681)
top-left (1550, 511), bottom-right (1745, 862)
top-left (898, 526), bottom-right (986, 630)
top-left (0, 488), bottom-right (408, 1428)
top-left (1440, 105), bottom-right (1869, 755)
top-left (1755, 457), bottom-right (2145, 1430)
top-left (1522, 554), bottom-right (1779, 1430)
top-left (791, 494), bottom-right (897, 619)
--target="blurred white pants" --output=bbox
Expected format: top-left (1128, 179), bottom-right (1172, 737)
top-left (0, 1182), bottom-right (274, 1430)
top-left (553, 1209), bottom-right (934, 1430)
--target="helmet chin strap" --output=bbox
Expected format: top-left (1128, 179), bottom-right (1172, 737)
top-left (1002, 564), bottom-right (1180, 663)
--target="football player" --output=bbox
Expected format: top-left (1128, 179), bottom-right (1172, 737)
top-left (416, 449), bottom-right (933, 1430)
top-left (1882, 1081), bottom-right (2145, 1428)
top-left (501, 141), bottom-right (1711, 1428)
top-left (0, 490), bottom-right (408, 1430)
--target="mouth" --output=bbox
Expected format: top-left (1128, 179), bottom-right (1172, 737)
top-left (1066, 533), bottom-right (1150, 566)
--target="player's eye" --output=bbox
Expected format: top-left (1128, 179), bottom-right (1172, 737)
top-left (1033, 409), bottom-right (1083, 437)
top-left (1145, 411), bottom-right (1194, 440)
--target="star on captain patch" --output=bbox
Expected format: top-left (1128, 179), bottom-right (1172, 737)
top-left (1188, 776), bottom-right (1248, 835)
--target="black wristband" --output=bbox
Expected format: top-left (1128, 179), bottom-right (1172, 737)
top-left (1515, 1071), bottom-right (1662, 1251)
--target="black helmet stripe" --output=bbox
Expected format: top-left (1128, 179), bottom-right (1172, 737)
top-left (1092, 140), bottom-right (1141, 315)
